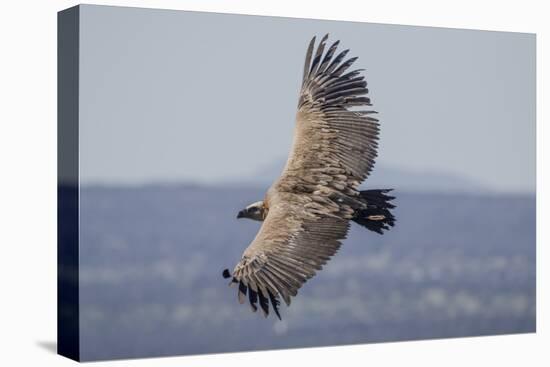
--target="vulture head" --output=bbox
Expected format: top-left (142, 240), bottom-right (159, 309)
top-left (237, 201), bottom-right (266, 221)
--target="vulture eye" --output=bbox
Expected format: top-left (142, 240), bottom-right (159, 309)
top-left (249, 207), bottom-right (258, 212)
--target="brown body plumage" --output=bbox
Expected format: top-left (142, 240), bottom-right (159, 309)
top-left (225, 34), bottom-right (396, 319)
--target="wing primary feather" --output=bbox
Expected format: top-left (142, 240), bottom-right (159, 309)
top-left (268, 290), bottom-right (282, 320)
top-left (265, 263), bottom-right (302, 290)
top-left (325, 49), bottom-right (350, 74)
top-left (340, 69), bottom-right (365, 82)
top-left (268, 256), bottom-right (311, 281)
top-left (238, 281), bottom-right (247, 304)
top-left (262, 269), bottom-right (293, 306)
top-left (309, 34), bottom-right (329, 77)
top-left (333, 56), bottom-right (358, 76)
top-left (302, 36), bottom-right (316, 83)
top-left (248, 288), bottom-right (258, 312)
top-left (258, 289), bottom-right (270, 317)
top-left (317, 40), bottom-right (340, 75)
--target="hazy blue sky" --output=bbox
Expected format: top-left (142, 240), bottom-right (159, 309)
top-left (78, 5), bottom-right (535, 192)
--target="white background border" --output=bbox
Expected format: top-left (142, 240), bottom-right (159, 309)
top-left (0, 1), bottom-right (546, 366)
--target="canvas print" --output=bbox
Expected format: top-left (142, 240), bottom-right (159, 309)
top-left (57, 4), bottom-right (536, 362)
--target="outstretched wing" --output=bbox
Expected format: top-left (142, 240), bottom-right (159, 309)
top-left (283, 34), bottom-right (379, 191)
top-left (230, 192), bottom-right (351, 319)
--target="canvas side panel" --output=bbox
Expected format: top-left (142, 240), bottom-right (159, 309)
top-left (57, 5), bottom-right (80, 362)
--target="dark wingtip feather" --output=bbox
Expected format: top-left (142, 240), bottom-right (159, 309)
top-left (258, 290), bottom-right (270, 317)
top-left (222, 269), bottom-right (231, 279)
top-left (267, 290), bottom-right (282, 320)
top-left (302, 36), bottom-right (317, 82)
top-left (309, 35), bottom-right (329, 77)
top-left (238, 281), bottom-right (247, 304)
top-left (317, 39), bottom-right (341, 76)
top-left (248, 288), bottom-right (258, 312)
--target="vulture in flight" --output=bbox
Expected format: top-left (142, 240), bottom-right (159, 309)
top-left (223, 34), bottom-right (396, 320)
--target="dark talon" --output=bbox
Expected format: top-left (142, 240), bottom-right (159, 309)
top-left (222, 269), bottom-right (231, 279)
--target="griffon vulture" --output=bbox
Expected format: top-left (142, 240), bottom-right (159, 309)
top-left (223, 34), bottom-right (396, 320)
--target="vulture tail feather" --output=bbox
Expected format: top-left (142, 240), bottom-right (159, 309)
top-left (352, 189), bottom-right (396, 234)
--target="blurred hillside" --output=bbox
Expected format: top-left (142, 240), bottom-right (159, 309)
top-left (75, 185), bottom-right (536, 361)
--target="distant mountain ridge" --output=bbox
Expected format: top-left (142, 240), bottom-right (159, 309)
top-left (222, 159), bottom-right (491, 194)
